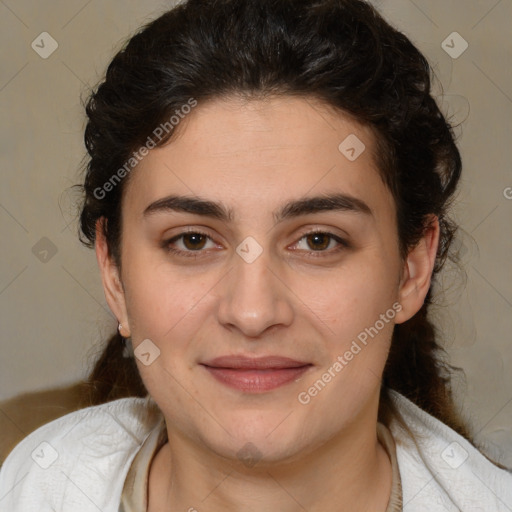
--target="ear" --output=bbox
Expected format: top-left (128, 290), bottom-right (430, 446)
top-left (95, 218), bottom-right (130, 336)
top-left (394, 215), bottom-right (440, 324)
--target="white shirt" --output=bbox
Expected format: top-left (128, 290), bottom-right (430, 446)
top-left (0, 390), bottom-right (511, 511)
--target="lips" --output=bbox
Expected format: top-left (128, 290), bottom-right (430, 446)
top-left (200, 356), bottom-right (312, 392)
top-left (203, 355), bottom-right (310, 370)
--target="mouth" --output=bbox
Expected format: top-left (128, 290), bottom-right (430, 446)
top-left (200, 356), bottom-right (313, 393)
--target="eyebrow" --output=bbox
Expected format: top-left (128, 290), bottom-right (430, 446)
top-left (143, 192), bottom-right (373, 223)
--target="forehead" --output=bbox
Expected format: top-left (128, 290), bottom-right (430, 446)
top-left (122, 95), bottom-right (395, 224)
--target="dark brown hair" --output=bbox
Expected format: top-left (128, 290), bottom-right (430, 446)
top-left (79, 0), bottom-right (471, 439)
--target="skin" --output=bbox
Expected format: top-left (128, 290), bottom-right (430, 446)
top-left (96, 95), bottom-right (439, 511)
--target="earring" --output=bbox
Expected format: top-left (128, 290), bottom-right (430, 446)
top-left (118, 323), bottom-right (130, 338)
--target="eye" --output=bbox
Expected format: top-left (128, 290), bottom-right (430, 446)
top-left (164, 230), bottom-right (219, 258)
top-left (163, 229), bottom-right (348, 260)
top-left (291, 230), bottom-right (348, 255)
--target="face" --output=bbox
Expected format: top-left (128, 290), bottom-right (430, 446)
top-left (98, 95), bottom-right (435, 465)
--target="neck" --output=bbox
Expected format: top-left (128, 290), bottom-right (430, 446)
top-left (148, 401), bottom-right (392, 512)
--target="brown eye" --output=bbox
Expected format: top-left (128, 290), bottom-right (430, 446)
top-left (182, 233), bottom-right (208, 250)
top-left (163, 230), bottom-right (218, 258)
top-left (305, 233), bottom-right (331, 251)
top-left (291, 230), bottom-right (348, 256)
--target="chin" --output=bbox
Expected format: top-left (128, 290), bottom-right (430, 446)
top-left (196, 411), bottom-right (310, 465)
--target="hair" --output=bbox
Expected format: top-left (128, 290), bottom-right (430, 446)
top-left (79, 0), bottom-right (471, 440)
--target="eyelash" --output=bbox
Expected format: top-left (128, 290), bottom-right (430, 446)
top-left (163, 229), bottom-right (349, 259)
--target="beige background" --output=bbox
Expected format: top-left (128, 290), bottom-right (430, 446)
top-left (1, 0), bottom-right (511, 464)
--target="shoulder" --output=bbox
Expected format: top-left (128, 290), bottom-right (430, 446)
top-left (0, 397), bottom-right (161, 512)
top-left (388, 389), bottom-right (512, 511)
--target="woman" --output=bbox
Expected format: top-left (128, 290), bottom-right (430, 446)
top-left (1, 0), bottom-right (511, 510)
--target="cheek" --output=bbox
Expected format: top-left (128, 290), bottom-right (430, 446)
top-left (292, 261), bottom-right (400, 335)
top-left (121, 247), bottom-right (213, 338)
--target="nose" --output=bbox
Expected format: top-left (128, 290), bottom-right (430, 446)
top-left (216, 244), bottom-right (294, 338)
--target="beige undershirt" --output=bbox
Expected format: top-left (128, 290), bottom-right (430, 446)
top-left (120, 420), bottom-right (403, 511)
